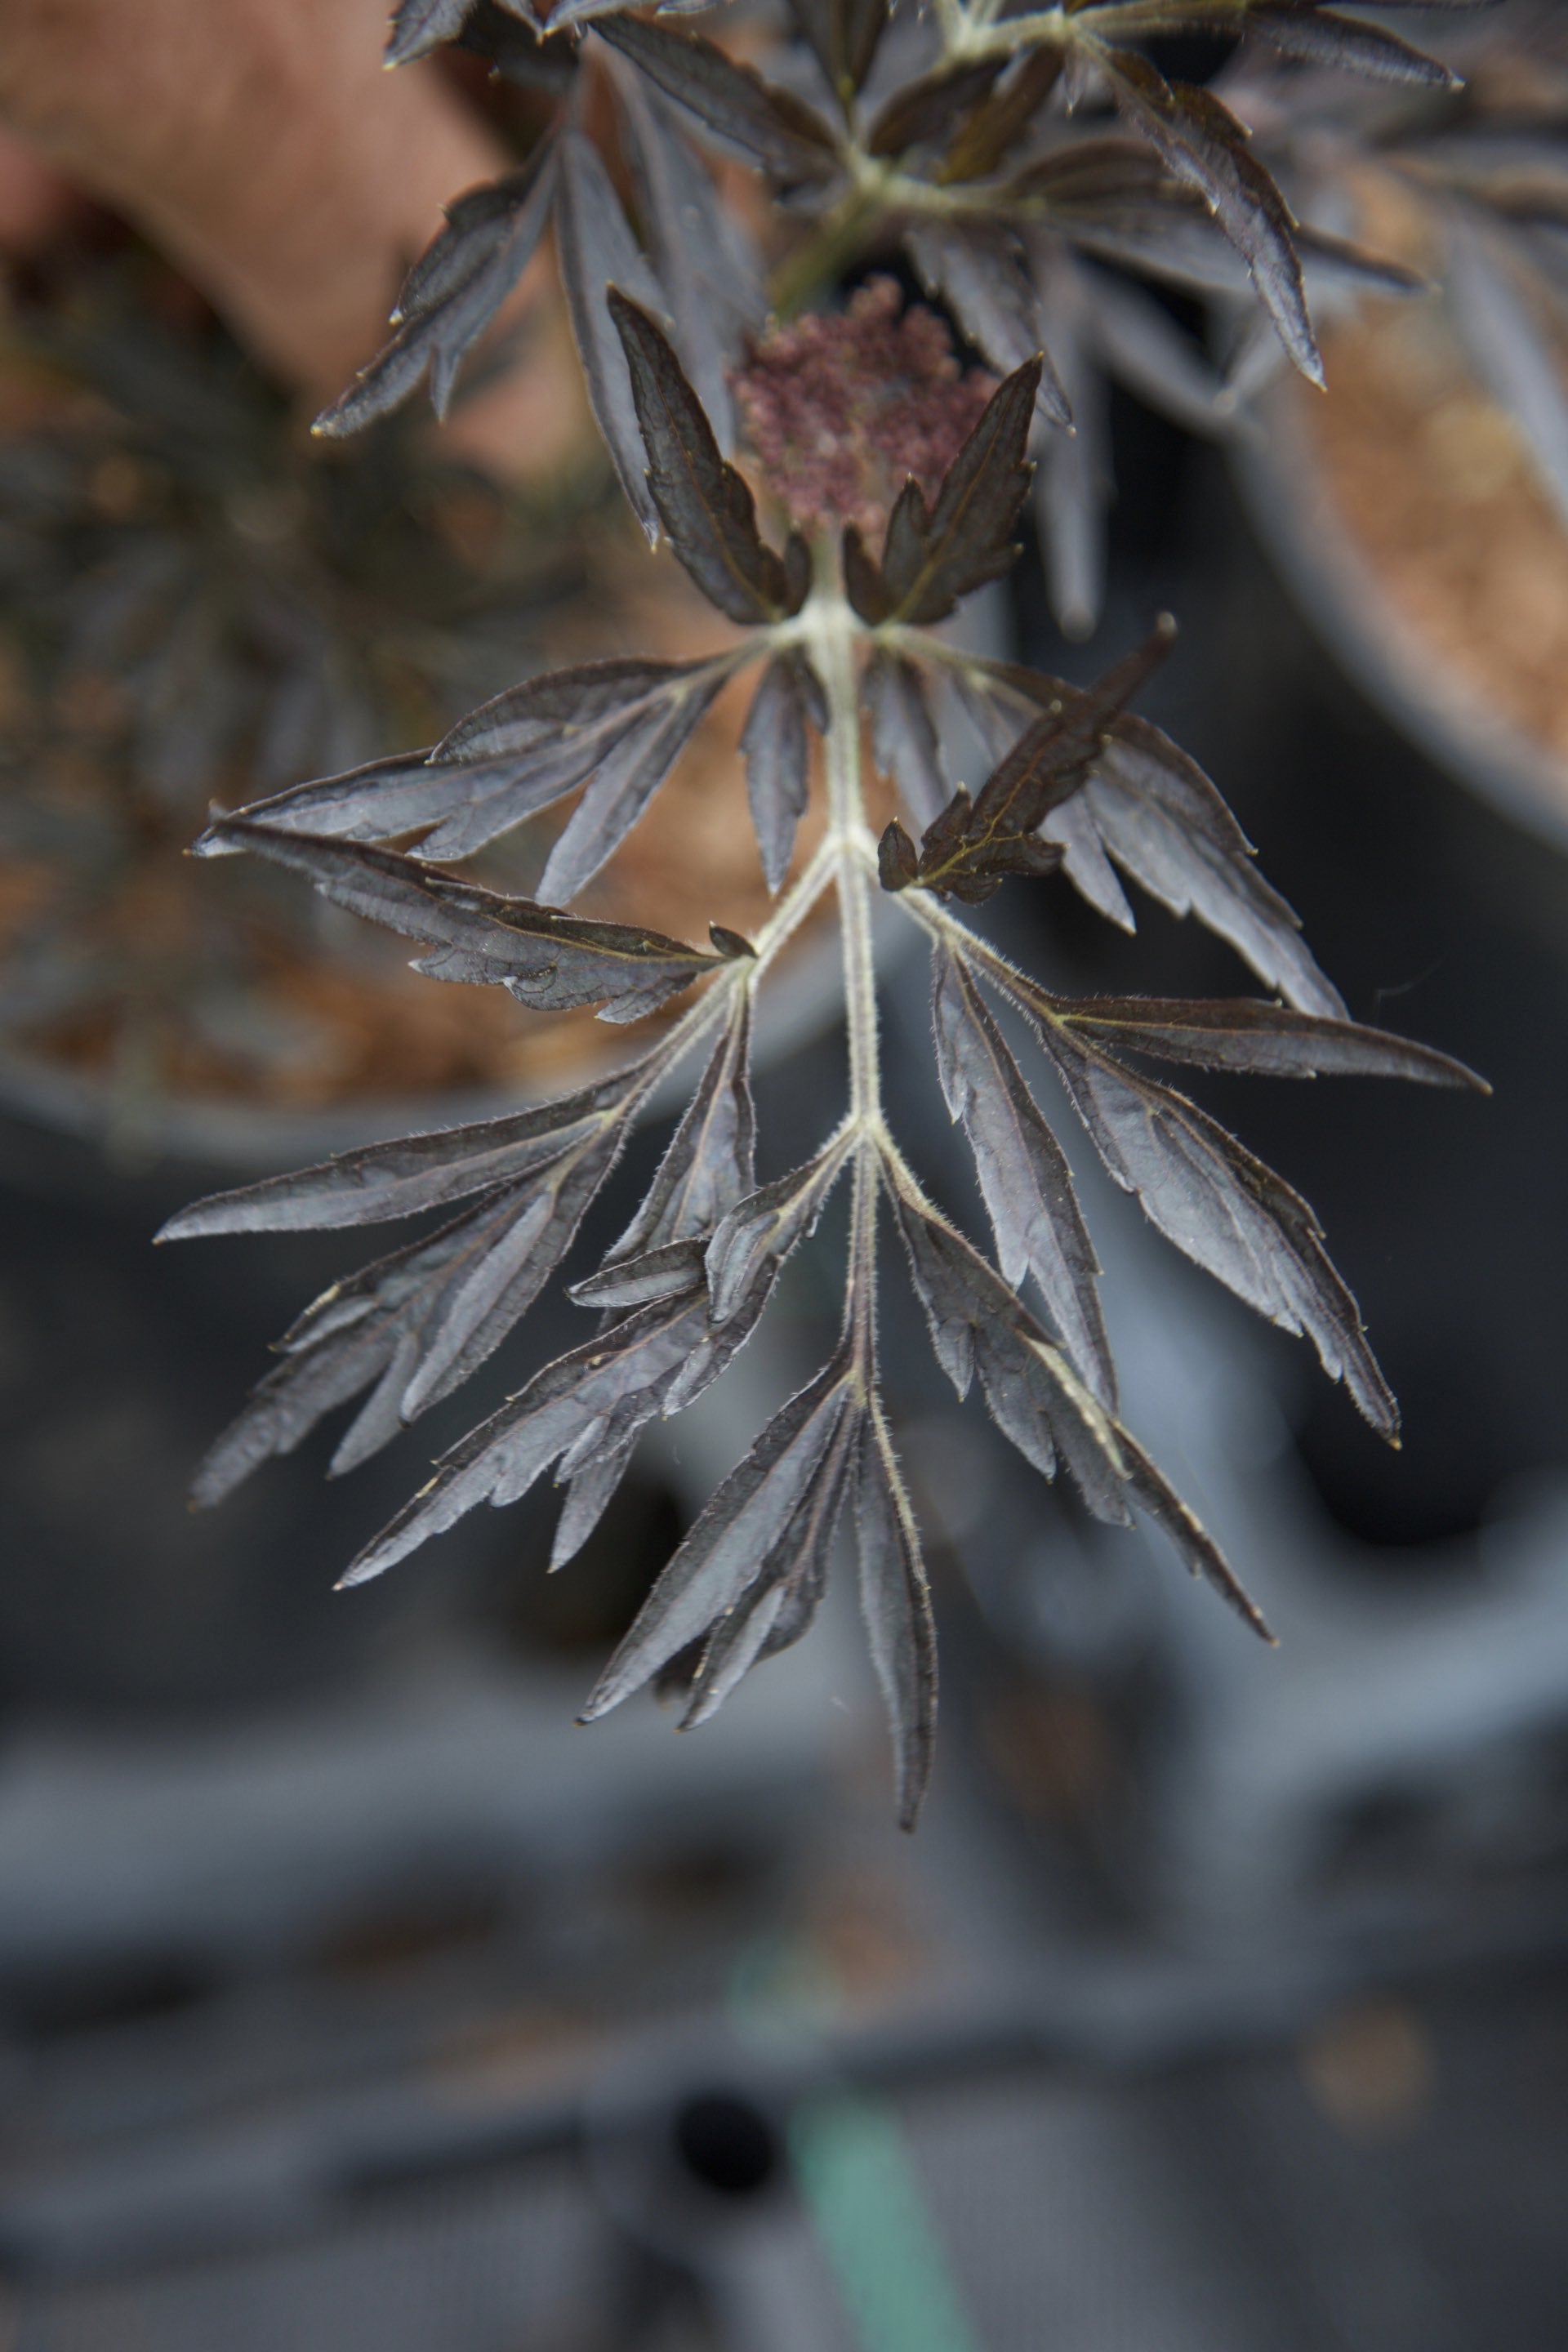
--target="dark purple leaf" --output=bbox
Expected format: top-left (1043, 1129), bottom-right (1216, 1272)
top-left (1251, 4), bottom-right (1459, 88)
top-left (865, 648), bottom-right (948, 831)
top-left (570, 1235), bottom-right (706, 1308)
top-left (386, 0), bottom-right (478, 65)
top-left (314, 142), bottom-right (558, 434)
top-left (1048, 995), bottom-right (1488, 1089)
top-left (935, 46), bottom-right (1067, 185)
top-left (537, 660), bottom-right (736, 904)
top-left (555, 131), bottom-right (666, 542)
top-left (610, 290), bottom-right (807, 624)
top-left (203, 820), bottom-right (744, 1022)
top-left (880, 357), bottom-right (1042, 625)
top-left (452, 0), bottom-right (577, 88)
top-left (1102, 52), bottom-right (1322, 385)
top-left (599, 989), bottom-right (757, 1267)
top-left (865, 57), bottom-right (1009, 159)
top-left (703, 1130), bottom-right (855, 1326)
top-left (595, 16), bottom-right (842, 187)
top-left (904, 219), bottom-right (1073, 425)
top-left (1081, 262), bottom-right (1230, 434)
top-left (886, 1173), bottom-right (1270, 1636)
top-left (951, 657), bottom-right (1347, 1014)
top-left (841, 523), bottom-right (890, 626)
top-left (932, 947), bottom-right (1116, 1409)
top-left (1018, 1004), bottom-right (1399, 1439)
top-left (1446, 208), bottom-right (1568, 531)
top-left (343, 1286), bottom-right (710, 1584)
top-left (580, 1349), bottom-right (860, 1719)
top-left (157, 1059), bottom-right (656, 1238)
top-left (617, 70), bottom-right (764, 449)
top-left (679, 1401), bottom-right (859, 1727)
top-left (188, 1108), bottom-right (627, 1501)
top-left (889, 621), bottom-right (1174, 902)
top-left (789, 0), bottom-right (889, 109)
top-left (1029, 269), bottom-right (1109, 638)
top-left (740, 651), bottom-right (825, 892)
top-left (203, 655), bottom-right (737, 866)
top-left (550, 1432), bottom-right (639, 1573)
top-left (855, 1416), bottom-right (938, 1829)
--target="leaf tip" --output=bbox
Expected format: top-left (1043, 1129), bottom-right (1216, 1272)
top-left (710, 923), bottom-right (756, 960)
top-left (877, 819), bottom-right (918, 893)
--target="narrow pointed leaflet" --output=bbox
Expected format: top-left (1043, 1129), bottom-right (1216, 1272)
top-left (203, 821), bottom-right (747, 1022)
top-left (880, 619), bottom-right (1175, 904)
top-left (609, 291), bottom-right (808, 623)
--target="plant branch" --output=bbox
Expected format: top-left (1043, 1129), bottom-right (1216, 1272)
top-left (803, 554), bottom-right (887, 1370)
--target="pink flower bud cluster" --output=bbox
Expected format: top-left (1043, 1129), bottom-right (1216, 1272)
top-left (731, 278), bottom-right (996, 539)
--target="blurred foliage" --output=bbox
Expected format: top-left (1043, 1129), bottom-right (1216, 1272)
top-left (0, 251), bottom-right (607, 1121)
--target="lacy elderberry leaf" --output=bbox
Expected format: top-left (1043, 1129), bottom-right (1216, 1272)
top-left (570, 1236), bottom-right (706, 1309)
top-left (595, 16), bottom-right (842, 189)
top-left (580, 1348), bottom-right (860, 1720)
top-left (1249, 4), bottom-right (1459, 89)
top-left (556, 131), bottom-right (666, 542)
top-left (597, 988), bottom-right (757, 1269)
top-left (537, 662), bottom-right (737, 905)
top-left (702, 1129), bottom-right (856, 1327)
top-left (205, 655), bottom-right (740, 866)
top-left (788, 0), bottom-right (889, 112)
top-left (451, 0), bottom-right (578, 87)
top-left (875, 356), bottom-right (1043, 626)
top-left (1022, 1005), bottom-right (1399, 1437)
top-left (865, 58), bottom-right (1009, 160)
top-left (740, 650), bottom-right (826, 892)
top-left (187, 1118), bottom-right (635, 1501)
top-left (678, 1401), bottom-right (858, 1728)
top-left (864, 648), bottom-right (948, 831)
top-left (841, 523), bottom-right (890, 626)
top-left (609, 290), bottom-right (808, 623)
top-left (1101, 52), bottom-right (1322, 385)
top-left (1027, 279), bottom-right (1107, 640)
top-left (932, 947), bottom-right (1116, 1410)
top-left (203, 820), bottom-right (746, 1022)
top-left (157, 1058), bottom-right (657, 1236)
top-left (854, 1414), bottom-right (938, 1830)
top-left (335, 1120), bottom-right (846, 1586)
top-left (314, 141), bottom-right (558, 435)
top-left (948, 656), bottom-right (1347, 1015)
top-left (936, 47), bottom-right (1067, 185)
top-left (886, 1173), bottom-right (1270, 1636)
top-left (1080, 263), bottom-right (1231, 436)
top-left (617, 72), bottom-right (765, 451)
top-left (343, 1286), bottom-right (710, 1584)
top-left (386, 0), bottom-right (480, 65)
top-left (883, 620), bottom-right (1174, 903)
top-left (1047, 996), bottom-right (1488, 1089)
top-left (904, 219), bottom-right (1072, 425)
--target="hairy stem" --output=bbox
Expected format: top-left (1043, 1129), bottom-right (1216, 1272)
top-left (805, 564), bottom-right (885, 1370)
top-left (855, 827), bottom-right (1036, 998)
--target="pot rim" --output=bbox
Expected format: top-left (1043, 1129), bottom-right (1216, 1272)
top-left (1232, 374), bottom-right (1568, 858)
